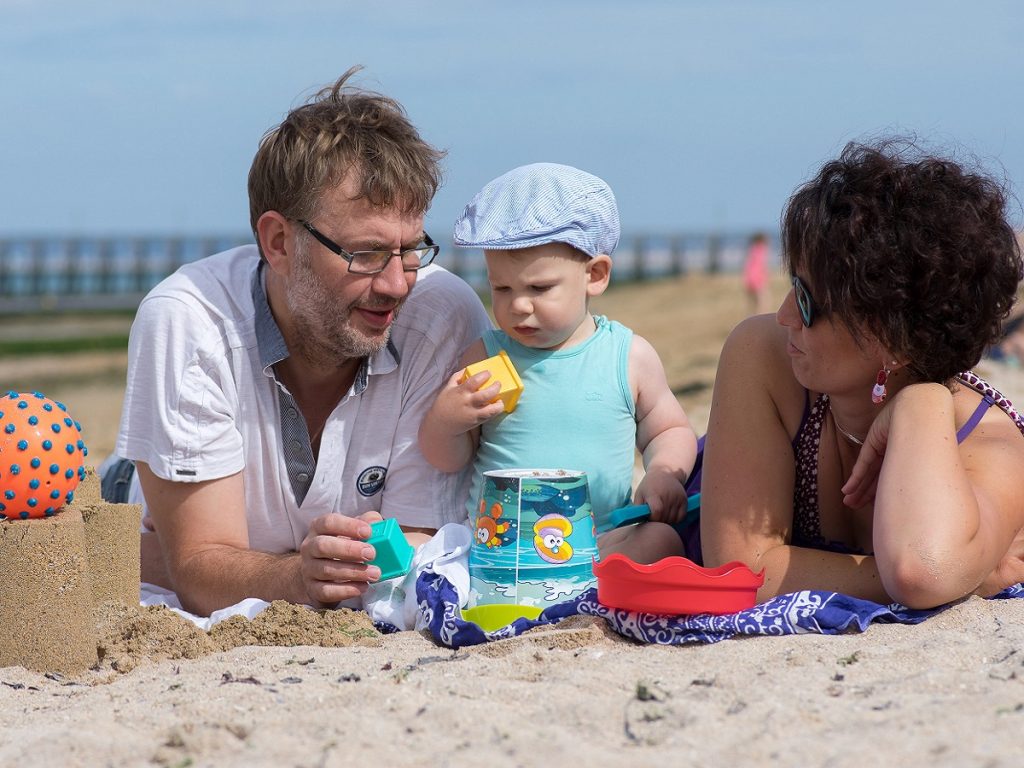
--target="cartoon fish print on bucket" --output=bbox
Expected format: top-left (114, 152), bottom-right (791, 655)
top-left (467, 469), bottom-right (598, 619)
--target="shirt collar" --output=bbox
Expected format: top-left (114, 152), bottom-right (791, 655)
top-left (253, 261), bottom-right (288, 371)
top-left (251, 261), bottom-right (401, 394)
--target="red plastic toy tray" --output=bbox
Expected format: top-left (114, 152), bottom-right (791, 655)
top-left (593, 553), bottom-right (765, 615)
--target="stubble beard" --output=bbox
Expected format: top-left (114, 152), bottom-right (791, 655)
top-left (286, 247), bottom-right (400, 367)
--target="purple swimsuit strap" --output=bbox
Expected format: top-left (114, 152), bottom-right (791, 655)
top-left (955, 393), bottom-right (995, 444)
top-left (955, 371), bottom-right (1024, 439)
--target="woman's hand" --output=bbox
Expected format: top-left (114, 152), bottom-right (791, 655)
top-left (840, 403), bottom-right (894, 509)
top-left (842, 383), bottom-right (959, 510)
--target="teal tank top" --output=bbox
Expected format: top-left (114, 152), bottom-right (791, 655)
top-left (465, 315), bottom-right (637, 533)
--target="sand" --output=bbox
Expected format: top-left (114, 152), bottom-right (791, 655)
top-left (2, 272), bottom-right (1024, 766)
top-left (2, 600), bottom-right (1024, 766)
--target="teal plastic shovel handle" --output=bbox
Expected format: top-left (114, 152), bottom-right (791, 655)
top-left (608, 492), bottom-right (701, 529)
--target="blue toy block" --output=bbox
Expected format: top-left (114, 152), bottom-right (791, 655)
top-left (367, 518), bottom-right (415, 581)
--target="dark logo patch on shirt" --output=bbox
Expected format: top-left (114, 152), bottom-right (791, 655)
top-left (356, 465), bottom-right (387, 496)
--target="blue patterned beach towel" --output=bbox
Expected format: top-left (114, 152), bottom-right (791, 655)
top-left (414, 571), bottom-right (1024, 648)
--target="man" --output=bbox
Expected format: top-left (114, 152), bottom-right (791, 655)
top-left (114, 67), bottom-right (491, 617)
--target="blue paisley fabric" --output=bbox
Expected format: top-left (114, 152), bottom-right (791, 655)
top-left (407, 572), bottom-right (1024, 649)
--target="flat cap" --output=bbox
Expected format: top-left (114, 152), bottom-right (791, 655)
top-left (454, 163), bottom-right (619, 257)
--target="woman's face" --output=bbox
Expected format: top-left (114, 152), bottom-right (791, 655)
top-left (777, 273), bottom-right (886, 398)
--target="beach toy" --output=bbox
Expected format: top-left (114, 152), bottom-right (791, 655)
top-left (366, 518), bottom-right (415, 581)
top-left (0, 391), bottom-right (88, 520)
top-left (460, 350), bottom-right (524, 413)
top-left (608, 492), bottom-right (702, 529)
top-left (594, 554), bottom-right (764, 615)
top-left (461, 603), bottom-right (543, 632)
top-left (465, 469), bottom-right (599, 627)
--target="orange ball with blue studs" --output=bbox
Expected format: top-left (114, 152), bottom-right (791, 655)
top-left (0, 391), bottom-right (88, 521)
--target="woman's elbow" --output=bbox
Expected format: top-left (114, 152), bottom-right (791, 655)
top-left (877, 550), bottom-right (974, 609)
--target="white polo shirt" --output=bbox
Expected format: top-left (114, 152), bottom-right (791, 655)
top-left (116, 245), bottom-right (491, 554)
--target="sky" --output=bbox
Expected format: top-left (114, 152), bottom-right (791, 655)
top-left (2, 0), bottom-right (1022, 241)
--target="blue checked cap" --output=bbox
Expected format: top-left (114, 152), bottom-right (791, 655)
top-left (454, 163), bottom-right (620, 257)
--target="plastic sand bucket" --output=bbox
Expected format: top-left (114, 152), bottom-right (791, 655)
top-left (466, 469), bottom-right (598, 621)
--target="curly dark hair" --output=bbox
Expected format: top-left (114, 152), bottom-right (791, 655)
top-left (248, 65), bottom-right (445, 255)
top-left (782, 138), bottom-right (1023, 383)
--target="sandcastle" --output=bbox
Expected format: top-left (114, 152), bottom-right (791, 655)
top-left (0, 469), bottom-right (141, 674)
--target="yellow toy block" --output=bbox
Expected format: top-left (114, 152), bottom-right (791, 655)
top-left (460, 350), bottom-right (524, 413)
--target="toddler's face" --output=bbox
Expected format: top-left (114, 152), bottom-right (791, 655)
top-left (485, 243), bottom-right (595, 351)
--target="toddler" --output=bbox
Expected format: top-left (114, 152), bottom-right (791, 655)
top-left (419, 163), bottom-right (698, 562)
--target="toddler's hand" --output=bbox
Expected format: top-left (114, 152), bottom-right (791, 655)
top-left (429, 370), bottom-right (506, 435)
top-left (635, 469), bottom-right (688, 525)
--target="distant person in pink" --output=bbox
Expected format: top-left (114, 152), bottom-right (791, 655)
top-left (742, 232), bottom-right (771, 314)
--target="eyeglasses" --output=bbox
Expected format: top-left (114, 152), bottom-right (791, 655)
top-left (299, 220), bottom-right (439, 275)
top-left (791, 275), bottom-right (819, 327)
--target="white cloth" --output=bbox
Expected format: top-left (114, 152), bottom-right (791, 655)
top-left (140, 583), bottom-right (279, 631)
top-left (140, 523), bottom-right (473, 632)
top-left (116, 245), bottom-right (491, 550)
top-left (361, 522), bottom-right (472, 630)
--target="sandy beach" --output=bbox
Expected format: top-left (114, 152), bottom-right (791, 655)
top-left (2, 272), bottom-right (1024, 767)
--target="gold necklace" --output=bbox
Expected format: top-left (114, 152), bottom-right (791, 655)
top-left (828, 403), bottom-right (865, 446)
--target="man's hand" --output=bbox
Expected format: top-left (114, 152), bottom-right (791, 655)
top-left (298, 510), bottom-right (385, 606)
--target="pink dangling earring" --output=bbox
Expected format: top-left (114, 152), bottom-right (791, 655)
top-left (871, 367), bottom-right (890, 404)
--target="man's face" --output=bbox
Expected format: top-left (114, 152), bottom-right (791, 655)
top-left (285, 176), bottom-right (424, 367)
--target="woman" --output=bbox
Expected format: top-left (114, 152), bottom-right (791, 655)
top-left (700, 140), bottom-right (1024, 609)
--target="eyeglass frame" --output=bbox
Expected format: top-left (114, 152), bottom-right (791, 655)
top-left (298, 219), bottom-right (439, 275)
top-left (791, 274), bottom-right (820, 328)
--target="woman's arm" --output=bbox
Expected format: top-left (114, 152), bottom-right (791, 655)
top-left (845, 383), bottom-right (1024, 607)
top-left (700, 316), bottom-right (891, 603)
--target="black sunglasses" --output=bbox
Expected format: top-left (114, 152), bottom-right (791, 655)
top-left (791, 275), bottom-right (819, 327)
top-left (299, 220), bottom-right (439, 275)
